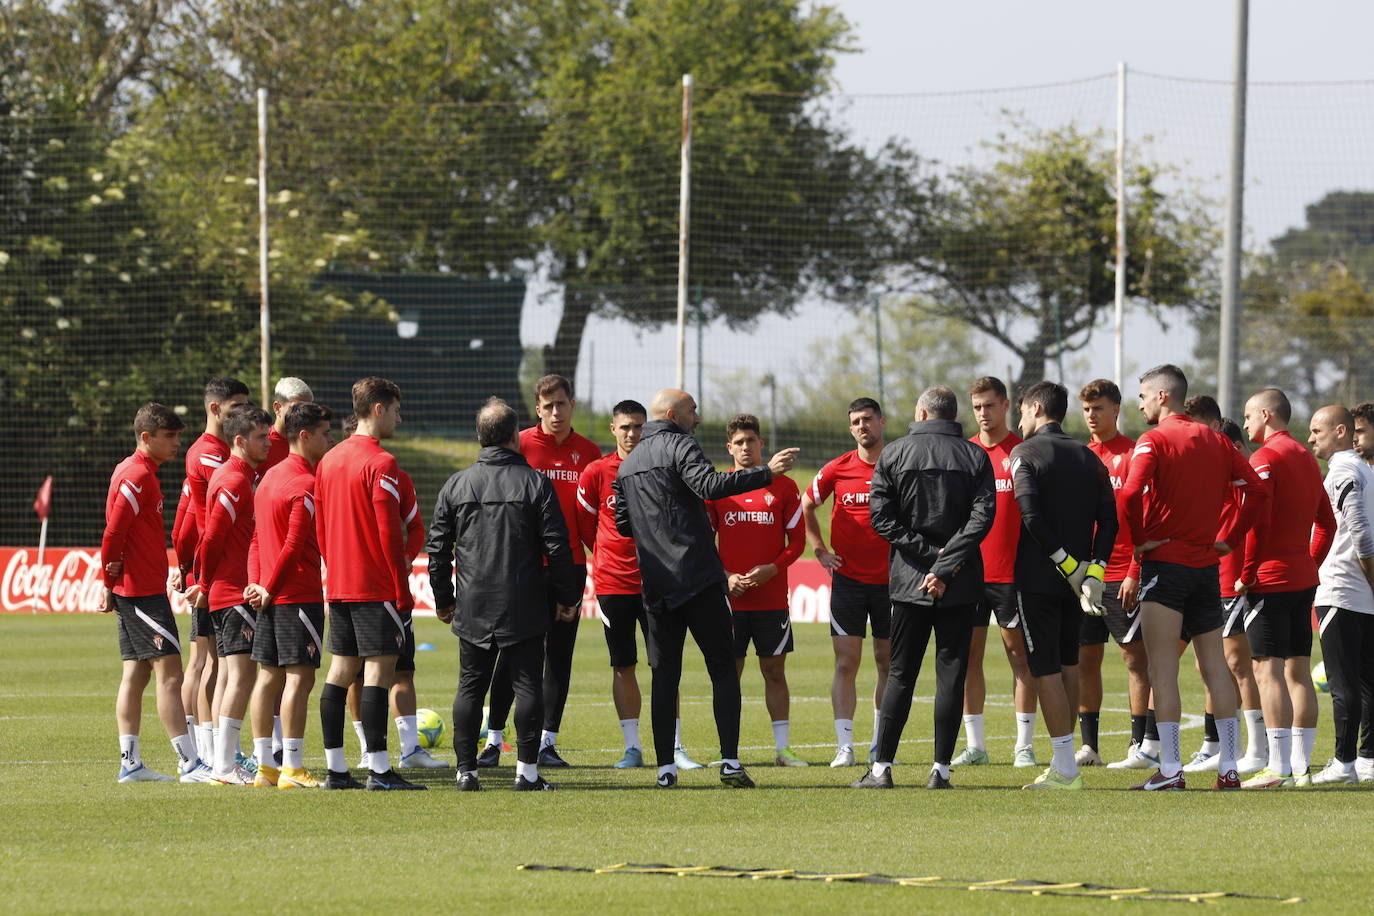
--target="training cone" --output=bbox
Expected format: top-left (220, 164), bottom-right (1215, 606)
top-left (417, 642), bottom-right (437, 652)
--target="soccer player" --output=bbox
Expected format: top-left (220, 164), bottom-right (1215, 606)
top-left (479, 374), bottom-right (599, 768)
top-left (954, 377), bottom-right (1039, 769)
top-left (708, 414), bottom-right (806, 766)
top-left (1307, 406), bottom-right (1374, 783)
top-left (1236, 388), bottom-right (1335, 788)
top-left (1122, 364), bottom-right (1268, 790)
top-left (802, 397), bottom-right (893, 768)
top-left (172, 376), bottom-right (248, 765)
top-left (1010, 382), bottom-right (1117, 790)
top-left (429, 399), bottom-right (582, 792)
top-left (1351, 401), bottom-right (1374, 781)
top-left (101, 403), bottom-right (215, 783)
top-left (577, 400), bottom-right (703, 770)
top-left (315, 377), bottom-right (423, 791)
top-left (613, 388), bottom-right (798, 789)
top-left (197, 403), bottom-right (273, 784)
top-left (244, 401), bottom-right (333, 789)
top-left (258, 376), bottom-right (313, 476)
top-left (1075, 379), bottom-right (1147, 769)
top-left (854, 387), bottom-right (994, 790)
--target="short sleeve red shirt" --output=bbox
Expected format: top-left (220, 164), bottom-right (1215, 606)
top-left (578, 452), bottom-right (640, 595)
top-left (708, 473), bottom-right (804, 611)
top-left (971, 431), bottom-right (1023, 584)
top-left (1088, 433), bottom-right (1136, 580)
top-left (520, 425), bottom-right (601, 566)
top-left (806, 451), bottom-right (889, 585)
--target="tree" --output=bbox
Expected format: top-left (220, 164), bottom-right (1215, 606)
top-left (911, 122), bottom-right (1218, 393)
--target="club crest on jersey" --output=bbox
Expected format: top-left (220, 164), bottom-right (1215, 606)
top-left (571, 451), bottom-right (581, 464)
top-left (763, 491), bottom-right (776, 506)
top-left (1002, 458), bottom-right (1011, 471)
top-left (1112, 454), bottom-right (1123, 468)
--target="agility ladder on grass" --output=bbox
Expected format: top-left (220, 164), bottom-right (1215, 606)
top-left (516, 863), bottom-right (1303, 904)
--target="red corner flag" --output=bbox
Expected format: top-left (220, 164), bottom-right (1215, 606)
top-left (33, 476), bottom-right (53, 522)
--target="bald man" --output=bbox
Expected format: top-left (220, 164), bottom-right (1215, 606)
top-left (1307, 406), bottom-right (1374, 783)
top-left (1237, 388), bottom-right (1336, 787)
top-left (613, 389), bottom-right (798, 788)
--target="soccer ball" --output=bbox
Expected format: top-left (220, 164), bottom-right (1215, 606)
top-left (1312, 661), bottom-right (1329, 693)
top-left (416, 708), bottom-right (445, 749)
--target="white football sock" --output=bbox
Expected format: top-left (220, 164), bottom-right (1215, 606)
top-left (1015, 712), bottom-right (1035, 750)
top-left (351, 720), bottom-right (367, 753)
top-left (283, 737), bottom-right (304, 770)
top-left (185, 715), bottom-right (196, 737)
top-left (1051, 733), bottom-right (1078, 778)
top-left (1141, 737), bottom-right (1160, 757)
top-left (367, 749), bottom-right (389, 774)
top-left (1199, 739), bottom-right (1219, 755)
top-left (253, 737), bottom-right (273, 770)
top-left (1267, 728), bottom-right (1292, 776)
top-left (1292, 725), bottom-right (1316, 775)
top-left (675, 718), bottom-right (684, 746)
top-left (1243, 708), bottom-right (1266, 757)
top-left (834, 718), bottom-right (854, 750)
top-left (515, 760), bottom-right (539, 781)
top-left (396, 715), bottom-right (419, 757)
top-left (486, 729), bottom-right (503, 749)
top-left (873, 760), bottom-right (892, 776)
top-left (1334, 758), bottom-right (1356, 776)
top-left (771, 720), bottom-right (790, 752)
top-left (620, 718), bottom-right (641, 751)
top-left (1216, 717), bottom-right (1239, 774)
top-left (540, 729), bottom-right (557, 750)
top-left (171, 733), bottom-right (197, 769)
top-left (721, 757), bottom-right (741, 769)
top-left (271, 716), bottom-right (283, 755)
top-left (194, 723), bottom-right (213, 762)
top-left (963, 713), bottom-right (986, 751)
top-left (931, 762), bottom-right (950, 780)
top-left (119, 734), bottom-right (141, 769)
top-left (1156, 722), bottom-right (1181, 778)
top-left (658, 764), bottom-right (677, 779)
top-left (324, 746), bottom-right (346, 773)
top-left (215, 717), bottom-right (242, 773)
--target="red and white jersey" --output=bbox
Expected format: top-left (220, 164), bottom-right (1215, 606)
top-left (807, 451), bottom-right (889, 586)
top-left (173, 432), bottom-right (229, 572)
top-left (258, 427), bottom-right (290, 477)
top-left (249, 452), bottom-right (323, 605)
top-left (200, 455), bottom-right (257, 610)
top-left (520, 425), bottom-right (600, 566)
top-left (1088, 433), bottom-right (1136, 581)
top-left (314, 435), bottom-right (409, 607)
top-left (101, 451), bottom-right (169, 597)
top-left (577, 451), bottom-right (640, 595)
top-left (399, 469), bottom-right (424, 562)
top-left (1242, 430), bottom-right (1336, 593)
top-left (708, 472), bottom-right (804, 611)
top-left (971, 431), bottom-right (1022, 584)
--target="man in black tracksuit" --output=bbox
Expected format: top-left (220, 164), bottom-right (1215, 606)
top-left (854, 386), bottom-right (995, 790)
top-left (427, 398), bottom-right (582, 792)
top-left (1011, 381), bottom-right (1118, 789)
top-left (613, 388), bottom-right (798, 788)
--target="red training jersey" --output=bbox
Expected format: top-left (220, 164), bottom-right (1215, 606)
top-left (807, 450), bottom-right (889, 586)
top-left (971, 431), bottom-right (1023, 584)
top-left (314, 435), bottom-right (409, 607)
top-left (258, 427), bottom-right (290, 477)
top-left (577, 452), bottom-right (640, 595)
top-left (1217, 486), bottom-right (1243, 597)
top-left (708, 471), bottom-right (804, 611)
top-left (1088, 433), bottom-right (1136, 581)
top-left (399, 469), bottom-right (424, 562)
top-left (1241, 430), bottom-right (1336, 593)
top-left (173, 432), bottom-right (229, 573)
top-left (520, 425), bottom-right (600, 565)
top-left (200, 455), bottom-right (258, 610)
top-left (249, 452), bottom-right (323, 605)
top-left (101, 451), bottom-right (170, 597)
top-left (1122, 414), bottom-right (1269, 569)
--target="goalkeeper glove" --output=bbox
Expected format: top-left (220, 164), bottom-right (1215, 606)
top-left (1079, 562), bottom-right (1106, 616)
top-left (1051, 549), bottom-right (1087, 592)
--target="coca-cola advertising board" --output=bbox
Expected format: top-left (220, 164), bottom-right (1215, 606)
top-left (1, 547), bottom-right (836, 623)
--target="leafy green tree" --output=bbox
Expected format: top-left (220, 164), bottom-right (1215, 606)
top-left (914, 123), bottom-right (1217, 394)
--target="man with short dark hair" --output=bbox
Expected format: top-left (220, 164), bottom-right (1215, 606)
top-left (853, 386), bottom-right (995, 790)
top-left (315, 377), bottom-right (422, 791)
top-left (1010, 382), bottom-right (1118, 790)
top-left (198, 403), bottom-right (273, 783)
top-left (429, 398), bottom-right (582, 791)
top-left (709, 414), bottom-right (806, 766)
top-left (479, 374), bottom-right (599, 768)
top-left (802, 397), bottom-right (892, 767)
top-left (1184, 395), bottom-right (1223, 429)
top-left (1236, 387), bottom-right (1336, 787)
top-left (101, 404), bottom-right (215, 783)
top-left (614, 388), bottom-right (799, 788)
top-left (244, 401), bottom-right (334, 789)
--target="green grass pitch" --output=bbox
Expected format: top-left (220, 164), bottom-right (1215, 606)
top-left (2, 613), bottom-right (1367, 911)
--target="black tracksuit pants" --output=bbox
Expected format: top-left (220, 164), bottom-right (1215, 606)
top-left (876, 600), bottom-right (975, 767)
top-left (453, 634), bottom-right (544, 770)
top-left (1317, 605), bottom-right (1374, 763)
top-left (487, 568), bottom-right (585, 736)
top-left (646, 585), bottom-right (741, 768)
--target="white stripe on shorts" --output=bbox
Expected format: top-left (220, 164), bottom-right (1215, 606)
top-left (133, 605), bottom-right (181, 654)
top-left (771, 620), bottom-right (792, 656)
top-left (383, 601), bottom-right (405, 634)
top-left (1244, 599), bottom-right (1264, 632)
top-left (298, 608), bottom-right (323, 658)
top-left (234, 604), bottom-right (257, 628)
